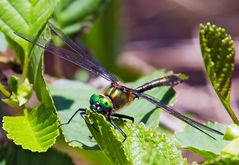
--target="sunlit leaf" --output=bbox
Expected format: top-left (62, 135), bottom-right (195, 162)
top-left (202, 155), bottom-right (239, 165)
top-left (86, 110), bottom-right (183, 165)
top-left (224, 124), bottom-right (239, 140)
top-left (221, 137), bottom-right (239, 155)
top-left (0, 0), bottom-right (60, 53)
top-left (0, 0), bottom-right (61, 152)
top-left (3, 105), bottom-right (59, 152)
top-left (176, 122), bottom-right (228, 159)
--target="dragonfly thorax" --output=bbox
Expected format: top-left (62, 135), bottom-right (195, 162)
top-left (103, 85), bottom-right (136, 110)
top-left (89, 94), bottom-right (113, 114)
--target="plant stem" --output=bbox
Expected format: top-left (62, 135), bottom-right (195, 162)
top-left (22, 52), bottom-right (29, 80)
top-left (220, 96), bottom-right (239, 125)
top-left (0, 83), bottom-right (10, 97)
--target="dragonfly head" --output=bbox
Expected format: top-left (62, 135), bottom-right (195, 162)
top-left (89, 94), bottom-right (113, 114)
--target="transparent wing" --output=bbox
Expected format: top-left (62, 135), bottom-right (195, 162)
top-left (48, 22), bottom-right (119, 83)
top-left (14, 31), bottom-right (118, 83)
top-left (137, 92), bottom-right (224, 139)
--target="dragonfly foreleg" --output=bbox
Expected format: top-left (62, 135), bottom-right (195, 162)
top-left (109, 117), bottom-right (127, 142)
top-left (60, 108), bottom-right (86, 127)
top-left (80, 111), bottom-right (99, 132)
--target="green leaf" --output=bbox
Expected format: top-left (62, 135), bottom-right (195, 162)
top-left (0, 0), bottom-right (60, 78)
top-left (2, 93), bottom-right (19, 107)
top-left (28, 30), bottom-right (56, 106)
top-left (54, 0), bottom-right (108, 25)
top-left (199, 23), bottom-right (238, 124)
top-left (8, 76), bottom-right (19, 93)
top-left (0, 1), bottom-right (61, 151)
top-left (0, 32), bottom-right (8, 52)
top-left (86, 110), bottom-right (183, 165)
top-left (2, 105), bottom-right (59, 152)
top-left (221, 137), bottom-right (239, 155)
top-left (50, 80), bottom-right (99, 148)
top-left (49, 71), bottom-right (176, 148)
top-left (0, 0), bottom-right (60, 49)
top-left (17, 79), bottom-right (32, 104)
top-left (2, 78), bottom-right (33, 107)
top-left (0, 143), bottom-right (74, 165)
top-left (202, 155), bottom-right (239, 165)
top-left (76, 149), bottom-right (114, 165)
top-left (224, 124), bottom-right (239, 140)
top-left (2, 30), bottom-right (60, 152)
top-left (82, 0), bottom-right (122, 75)
top-left (53, 0), bottom-right (110, 34)
top-left (175, 122), bottom-right (228, 159)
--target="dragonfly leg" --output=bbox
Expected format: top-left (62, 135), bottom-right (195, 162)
top-left (80, 112), bottom-right (99, 132)
top-left (60, 108), bottom-right (86, 127)
top-left (109, 117), bottom-right (127, 142)
top-left (111, 113), bottom-right (134, 123)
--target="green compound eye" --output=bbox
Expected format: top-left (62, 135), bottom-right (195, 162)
top-left (99, 97), bottom-right (113, 110)
top-left (90, 94), bottom-right (100, 104)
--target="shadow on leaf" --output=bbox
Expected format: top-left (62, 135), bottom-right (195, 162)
top-left (53, 96), bottom-right (74, 111)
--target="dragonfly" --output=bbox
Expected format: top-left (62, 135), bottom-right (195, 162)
top-left (15, 22), bottom-right (224, 142)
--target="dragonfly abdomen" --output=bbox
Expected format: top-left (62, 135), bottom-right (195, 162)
top-left (136, 74), bottom-right (184, 93)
